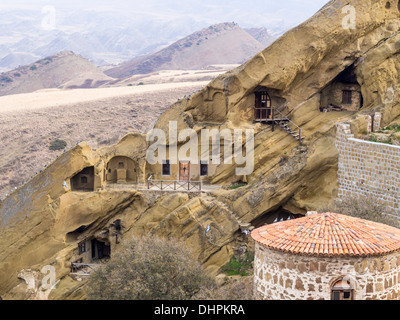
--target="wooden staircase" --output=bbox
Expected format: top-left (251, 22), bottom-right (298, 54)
top-left (273, 110), bottom-right (304, 145)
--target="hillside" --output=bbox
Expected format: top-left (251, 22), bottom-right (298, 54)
top-left (2, 0), bottom-right (400, 300)
top-left (0, 82), bottom-right (208, 202)
top-left (105, 22), bottom-right (265, 78)
top-left (0, 51), bottom-right (112, 96)
top-left (244, 27), bottom-right (275, 47)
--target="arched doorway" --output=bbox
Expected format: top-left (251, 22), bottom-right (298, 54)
top-left (106, 156), bottom-right (138, 184)
top-left (331, 278), bottom-right (354, 300)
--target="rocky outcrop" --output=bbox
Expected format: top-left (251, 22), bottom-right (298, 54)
top-left (2, 0), bottom-right (400, 299)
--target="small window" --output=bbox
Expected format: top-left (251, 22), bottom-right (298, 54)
top-left (78, 240), bottom-right (86, 254)
top-left (81, 176), bottom-right (88, 184)
top-left (331, 279), bottom-right (354, 300)
top-left (200, 162), bottom-right (208, 177)
top-left (342, 90), bottom-right (352, 104)
top-left (118, 162), bottom-right (124, 169)
top-left (343, 291), bottom-right (352, 300)
top-left (162, 160), bottom-right (170, 176)
top-left (332, 291), bottom-right (341, 301)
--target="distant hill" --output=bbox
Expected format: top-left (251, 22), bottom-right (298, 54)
top-left (0, 51), bottom-right (112, 96)
top-left (0, 52), bottom-right (39, 71)
top-left (244, 27), bottom-right (275, 47)
top-left (105, 22), bottom-right (266, 78)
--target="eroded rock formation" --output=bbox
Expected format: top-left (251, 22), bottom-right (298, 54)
top-left (2, 0), bottom-right (400, 299)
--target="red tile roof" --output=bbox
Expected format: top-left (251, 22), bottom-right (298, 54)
top-left (251, 213), bottom-right (400, 257)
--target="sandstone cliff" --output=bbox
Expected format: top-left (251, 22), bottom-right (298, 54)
top-left (2, 0), bottom-right (400, 299)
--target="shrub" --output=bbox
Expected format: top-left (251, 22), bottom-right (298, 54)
top-left (49, 139), bottom-right (67, 151)
top-left (227, 183), bottom-right (247, 190)
top-left (137, 82), bottom-right (144, 86)
top-left (220, 252), bottom-right (254, 276)
top-left (86, 236), bottom-right (215, 300)
top-left (194, 276), bottom-right (254, 300)
top-left (369, 134), bottom-right (378, 142)
top-left (0, 75), bottom-right (13, 83)
top-left (30, 65), bottom-right (37, 71)
top-left (319, 195), bottom-right (398, 228)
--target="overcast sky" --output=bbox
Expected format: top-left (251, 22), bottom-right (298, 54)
top-left (0, 0), bottom-right (330, 31)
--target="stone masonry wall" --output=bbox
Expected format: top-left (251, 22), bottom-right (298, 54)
top-left (336, 123), bottom-right (400, 224)
top-left (320, 82), bottom-right (362, 111)
top-left (253, 243), bottom-right (400, 300)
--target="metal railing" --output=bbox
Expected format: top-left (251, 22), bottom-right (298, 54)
top-left (147, 176), bottom-right (202, 192)
top-left (70, 263), bottom-right (99, 276)
top-left (274, 109), bottom-right (303, 145)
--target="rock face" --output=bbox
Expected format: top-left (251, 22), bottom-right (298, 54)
top-left (2, 0), bottom-right (400, 299)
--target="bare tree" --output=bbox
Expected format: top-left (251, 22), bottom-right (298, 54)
top-left (86, 235), bottom-right (215, 300)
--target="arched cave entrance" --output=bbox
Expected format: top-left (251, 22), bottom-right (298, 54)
top-left (251, 207), bottom-right (304, 229)
top-left (71, 166), bottom-right (95, 192)
top-left (106, 156), bottom-right (138, 184)
top-left (252, 86), bottom-right (287, 123)
top-left (320, 64), bottom-right (363, 112)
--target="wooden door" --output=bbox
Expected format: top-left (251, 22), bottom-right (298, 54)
top-left (179, 162), bottom-right (190, 181)
top-left (254, 91), bottom-right (271, 120)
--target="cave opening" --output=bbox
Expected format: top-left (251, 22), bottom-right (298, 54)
top-left (71, 166), bottom-right (95, 191)
top-left (251, 207), bottom-right (304, 229)
top-left (66, 224), bottom-right (91, 242)
top-left (320, 64), bottom-right (363, 112)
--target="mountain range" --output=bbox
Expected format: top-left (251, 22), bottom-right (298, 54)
top-left (0, 5), bottom-right (280, 72)
top-left (106, 22), bottom-right (271, 78)
top-left (0, 22), bottom-right (275, 96)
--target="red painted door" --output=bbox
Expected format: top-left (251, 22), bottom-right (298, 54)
top-left (179, 162), bottom-right (190, 181)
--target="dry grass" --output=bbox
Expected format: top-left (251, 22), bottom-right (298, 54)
top-left (0, 82), bottom-right (206, 199)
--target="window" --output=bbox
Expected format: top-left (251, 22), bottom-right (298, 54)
top-left (332, 291), bottom-right (341, 300)
top-left (342, 90), bottom-right (352, 104)
top-left (332, 290), bottom-right (353, 300)
top-left (200, 161), bottom-right (208, 176)
top-left (118, 162), bottom-right (124, 169)
top-left (331, 279), bottom-right (354, 300)
top-left (162, 160), bottom-right (170, 176)
top-left (78, 240), bottom-right (86, 254)
top-left (81, 176), bottom-right (88, 184)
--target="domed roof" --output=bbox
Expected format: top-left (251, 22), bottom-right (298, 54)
top-left (251, 212), bottom-right (400, 257)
